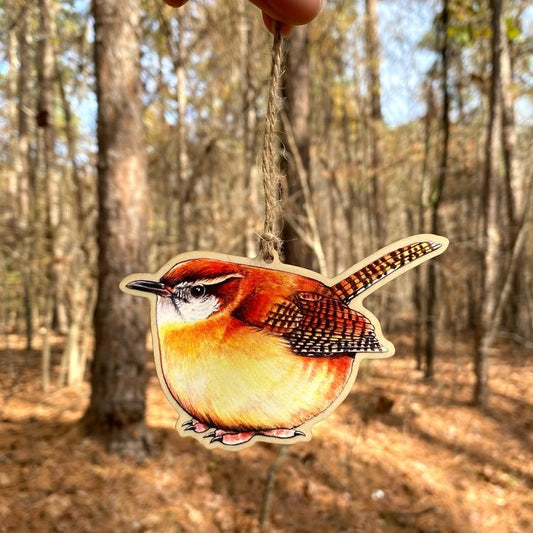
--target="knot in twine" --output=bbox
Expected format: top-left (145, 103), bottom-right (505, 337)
top-left (259, 23), bottom-right (286, 262)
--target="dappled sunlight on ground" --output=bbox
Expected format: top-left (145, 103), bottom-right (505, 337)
top-left (0, 334), bottom-right (531, 532)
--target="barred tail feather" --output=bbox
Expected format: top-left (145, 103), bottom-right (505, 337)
top-left (332, 241), bottom-right (443, 304)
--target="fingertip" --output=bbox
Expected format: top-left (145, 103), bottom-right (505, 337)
top-left (288, 0), bottom-right (322, 25)
top-left (258, 0), bottom-right (322, 26)
top-left (163, 0), bottom-right (189, 7)
top-left (262, 13), bottom-right (293, 36)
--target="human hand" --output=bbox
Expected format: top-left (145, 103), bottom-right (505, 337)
top-left (163, 0), bottom-right (322, 34)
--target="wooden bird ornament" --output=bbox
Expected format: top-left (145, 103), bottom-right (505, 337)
top-left (121, 234), bottom-right (448, 450)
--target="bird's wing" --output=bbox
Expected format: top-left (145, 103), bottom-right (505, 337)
top-left (263, 292), bottom-right (386, 357)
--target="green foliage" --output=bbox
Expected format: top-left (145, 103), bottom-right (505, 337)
top-left (505, 16), bottom-right (522, 41)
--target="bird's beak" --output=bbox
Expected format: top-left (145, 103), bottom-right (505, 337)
top-left (126, 280), bottom-right (171, 297)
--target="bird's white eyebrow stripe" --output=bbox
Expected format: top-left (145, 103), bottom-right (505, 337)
top-left (176, 273), bottom-right (243, 288)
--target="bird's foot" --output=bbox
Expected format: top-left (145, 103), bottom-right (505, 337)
top-left (182, 418), bottom-right (210, 433)
top-left (259, 428), bottom-right (305, 440)
top-left (205, 427), bottom-right (305, 446)
top-left (205, 429), bottom-right (256, 446)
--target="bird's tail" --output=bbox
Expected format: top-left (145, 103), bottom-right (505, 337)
top-left (332, 240), bottom-right (444, 304)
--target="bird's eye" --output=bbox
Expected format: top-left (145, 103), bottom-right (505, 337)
top-left (190, 284), bottom-right (206, 298)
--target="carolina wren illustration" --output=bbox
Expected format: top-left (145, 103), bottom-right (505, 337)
top-left (122, 235), bottom-right (447, 448)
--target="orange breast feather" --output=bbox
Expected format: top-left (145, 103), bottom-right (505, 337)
top-left (157, 311), bottom-right (353, 432)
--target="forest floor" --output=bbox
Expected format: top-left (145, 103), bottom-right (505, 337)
top-left (0, 332), bottom-right (531, 533)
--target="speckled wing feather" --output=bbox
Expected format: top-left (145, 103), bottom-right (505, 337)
top-left (332, 241), bottom-right (442, 304)
top-left (264, 292), bottom-right (386, 358)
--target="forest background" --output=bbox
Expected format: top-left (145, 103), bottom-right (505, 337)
top-left (0, 0), bottom-right (532, 532)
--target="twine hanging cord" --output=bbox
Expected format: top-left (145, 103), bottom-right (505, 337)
top-left (259, 22), bottom-right (286, 262)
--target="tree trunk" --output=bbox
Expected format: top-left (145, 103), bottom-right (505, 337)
top-left (16, 9), bottom-right (34, 351)
top-left (364, 0), bottom-right (386, 247)
top-left (240, 1), bottom-right (260, 258)
top-left (424, 0), bottom-right (450, 380)
top-left (54, 19), bottom-right (95, 386)
top-left (500, 13), bottom-right (518, 232)
top-left (160, 6), bottom-right (190, 249)
top-left (474, 0), bottom-right (504, 408)
top-left (6, 24), bottom-right (18, 200)
top-left (83, 0), bottom-right (151, 457)
top-left (499, 8), bottom-right (523, 335)
top-left (37, 0), bottom-right (57, 391)
top-left (414, 83), bottom-right (434, 370)
top-left (175, 9), bottom-right (190, 251)
top-left (38, 0), bottom-right (69, 336)
top-left (281, 26), bottom-right (315, 270)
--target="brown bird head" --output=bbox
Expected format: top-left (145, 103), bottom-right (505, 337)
top-left (126, 259), bottom-right (248, 324)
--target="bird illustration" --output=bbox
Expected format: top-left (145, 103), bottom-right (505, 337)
top-left (122, 236), bottom-right (447, 448)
